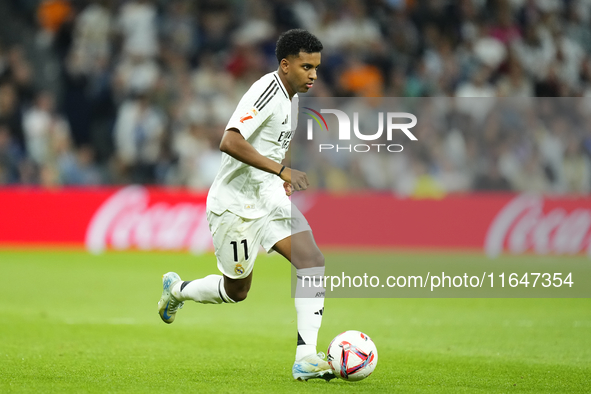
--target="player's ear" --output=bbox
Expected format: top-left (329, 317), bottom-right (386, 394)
top-left (280, 58), bottom-right (289, 73)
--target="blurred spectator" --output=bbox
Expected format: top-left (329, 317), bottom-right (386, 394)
top-left (191, 52), bottom-right (235, 99)
top-left (513, 150), bottom-right (551, 193)
top-left (409, 160), bottom-right (446, 200)
top-left (37, 0), bottom-right (72, 45)
top-left (0, 83), bottom-right (25, 151)
top-left (113, 93), bottom-right (166, 184)
top-left (538, 116), bottom-right (568, 190)
top-left (433, 149), bottom-right (471, 193)
top-left (455, 67), bottom-right (496, 124)
top-left (562, 137), bottom-right (591, 194)
top-left (472, 23), bottom-right (507, 70)
top-left (0, 124), bottom-right (21, 184)
top-left (198, 2), bottom-right (233, 53)
top-left (473, 163), bottom-right (512, 191)
top-left (72, 1), bottom-right (112, 64)
top-left (319, 0), bottom-right (382, 52)
top-left (117, 0), bottom-right (158, 58)
top-left (62, 50), bottom-right (92, 146)
top-left (172, 121), bottom-right (221, 189)
top-left (58, 145), bottom-right (103, 185)
top-left (489, 2), bottom-right (521, 45)
top-left (5, 46), bottom-right (34, 104)
top-left (160, 1), bottom-right (198, 58)
top-left (22, 90), bottom-right (71, 167)
top-left (0, 0), bottom-right (587, 195)
top-left (565, 2), bottom-right (591, 55)
top-left (0, 44), bottom-right (8, 81)
top-left (113, 54), bottom-right (160, 97)
top-left (512, 22), bottom-right (555, 81)
top-left (552, 30), bottom-right (585, 92)
top-left (338, 56), bottom-right (384, 97)
top-left (534, 62), bottom-right (565, 96)
top-left (455, 65), bottom-right (496, 98)
top-left (231, 0), bottom-right (275, 49)
top-left (86, 55), bottom-right (117, 164)
top-left (497, 58), bottom-right (534, 97)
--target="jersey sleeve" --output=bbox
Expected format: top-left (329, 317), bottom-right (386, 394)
top-left (225, 77), bottom-right (282, 140)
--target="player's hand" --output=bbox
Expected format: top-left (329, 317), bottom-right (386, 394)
top-left (280, 167), bottom-right (309, 191)
top-left (283, 182), bottom-right (293, 196)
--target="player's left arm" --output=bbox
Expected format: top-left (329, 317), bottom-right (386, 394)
top-left (219, 129), bottom-right (309, 191)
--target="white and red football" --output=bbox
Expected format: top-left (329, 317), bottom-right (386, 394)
top-left (327, 330), bottom-right (378, 381)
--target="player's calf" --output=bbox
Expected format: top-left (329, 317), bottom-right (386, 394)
top-left (223, 276), bottom-right (252, 302)
top-left (173, 274), bottom-right (237, 304)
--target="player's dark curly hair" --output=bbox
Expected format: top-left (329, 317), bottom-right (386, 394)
top-left (275, 29), bottom-right (323, 63)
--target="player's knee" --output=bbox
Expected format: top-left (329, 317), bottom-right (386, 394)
top-left (227, 287), bottom-right (249, 302)
top-left (311, 250), bottom-right (325, 267)
top-left (297, 249), bottom-right (324, 268)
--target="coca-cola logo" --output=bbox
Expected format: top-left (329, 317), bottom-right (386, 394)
top-left (485, 194), bottom-right (591, 257)
top-left (85, 186), bottom-right (212, 253)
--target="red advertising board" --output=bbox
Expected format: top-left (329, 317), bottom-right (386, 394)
top-left (0, 186), bottom-right (590, 257)
top-left (0, 186), bottom-right (210, 253)
top-left (298, 193), bottom-right (591, 256)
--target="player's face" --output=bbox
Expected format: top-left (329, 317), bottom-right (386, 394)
top-left (285, 52), bottom-right (321, 94)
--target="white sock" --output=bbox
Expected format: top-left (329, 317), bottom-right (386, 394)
top-left (294, 267), bottom-right (325, 361)
top-left (172, 274), bottom-right (236, 304)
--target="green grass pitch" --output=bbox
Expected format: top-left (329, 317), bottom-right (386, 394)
top-left (0, 250), bottom-right (589, 393)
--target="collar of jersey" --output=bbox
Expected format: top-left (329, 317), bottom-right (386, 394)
top-left (273, 71), bottom-right (292, 100)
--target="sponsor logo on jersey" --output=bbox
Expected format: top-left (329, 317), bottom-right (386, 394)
top-left (239, 114), bottom-right (252, 123)
top-left (239, 108), bottom-right (258, 123)
top-left (277, 130), bottom-right (293, 149)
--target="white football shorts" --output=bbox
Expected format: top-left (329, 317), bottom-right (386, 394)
top-left (206, 200), bottom-right (311, 279)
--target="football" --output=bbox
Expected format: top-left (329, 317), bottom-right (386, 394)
top-left (327, 330), bottom-right (378, 381)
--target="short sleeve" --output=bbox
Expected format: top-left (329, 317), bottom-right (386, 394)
top-left (225, 77), bottom-right (282, 140)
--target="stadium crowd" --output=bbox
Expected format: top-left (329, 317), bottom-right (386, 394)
top-left (0, 0), bottom-right (590, 195)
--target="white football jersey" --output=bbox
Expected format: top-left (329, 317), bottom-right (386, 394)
top-left (207, 71), bottom-right (297, 219)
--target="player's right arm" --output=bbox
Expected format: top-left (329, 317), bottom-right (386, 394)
top-left (219, 129), bottom-right (309, 191)
top-left (221, 75), bottom-right (309, 191)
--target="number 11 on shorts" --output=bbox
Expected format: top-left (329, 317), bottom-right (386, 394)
top-left (230, 239), bottom-right (249, 262)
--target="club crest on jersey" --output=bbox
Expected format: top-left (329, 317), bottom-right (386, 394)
top-left (235, 264), bottom-right (245, 275)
